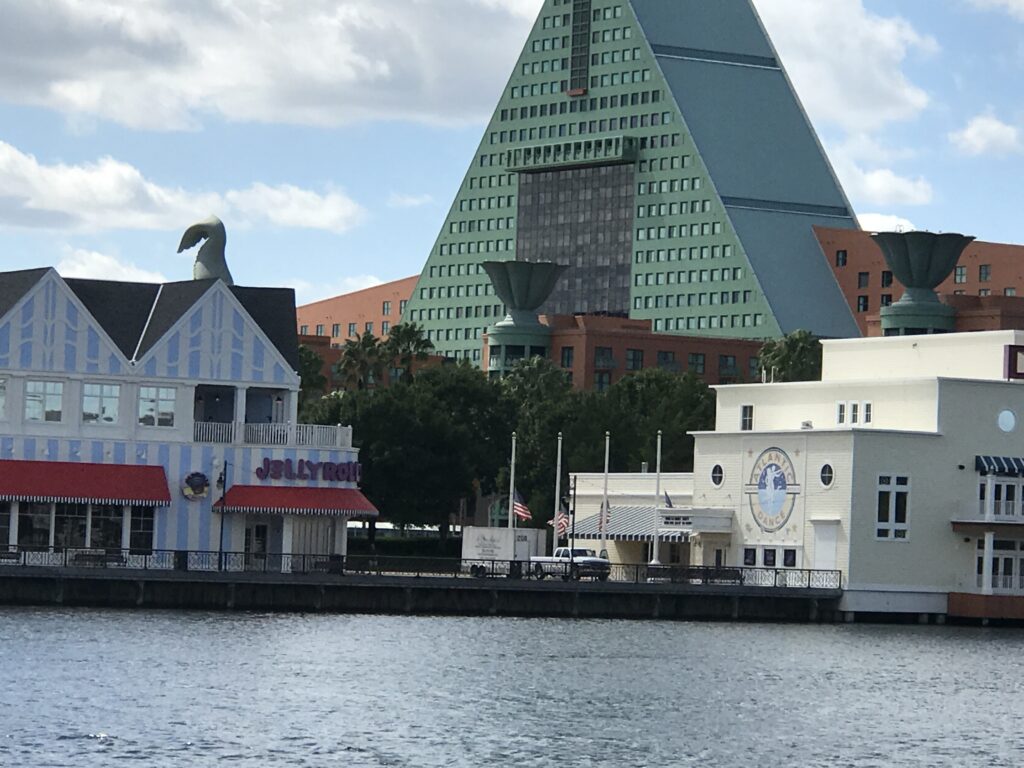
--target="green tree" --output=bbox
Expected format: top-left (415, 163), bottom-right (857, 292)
top-left (384, 322), bottom-right (434, 383)
top-left (297, 344), bottom-right (327, 420)
top-left (336, 331), bottom-right (386, 391)
top-left (758, 329), bottom-right (823, 382)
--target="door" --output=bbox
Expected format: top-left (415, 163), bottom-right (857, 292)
top-left (244, 523), bottom-right (268, 571)
top-left (812, 523), bottom-right (838, 571)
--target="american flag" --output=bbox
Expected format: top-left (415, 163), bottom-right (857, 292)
top-left (664, 491), bottom-right (674, 508)
top-left (513, 491), bottom-right (532, 521)
top-left (555, 503), bottom-right (570, 535)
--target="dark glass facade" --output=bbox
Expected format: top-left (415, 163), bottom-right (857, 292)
top-left (516, 163), bottom-right (634, 317)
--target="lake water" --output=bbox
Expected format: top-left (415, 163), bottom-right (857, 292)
top-left (0, 608), bottom-right (1022, 767)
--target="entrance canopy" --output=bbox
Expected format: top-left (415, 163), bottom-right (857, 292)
top-left (976, 456), bottom-right (1024, 476)
top-left (574, 505), bottom-right (690, 542)
top-left (214, 485), bottom-right (379, 518)
top-left (0, 460), bottom-right (171, 506)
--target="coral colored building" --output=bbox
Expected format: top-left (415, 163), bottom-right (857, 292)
top-left (484, 314), bottom-right (764, 390)
top-left (296, 277), bottom-right (418, 345)
top-left (815, 227), bottom-right (1024, 336)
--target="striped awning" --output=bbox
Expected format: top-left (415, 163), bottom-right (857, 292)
top-left (976, 456), bottom-right (1024, 476)
top-left (0, 460), bottom-right (171, 506)
top-left (573, 505), bottom-right (690, 542)
top-left (215, 485), bottom-right (379, 518)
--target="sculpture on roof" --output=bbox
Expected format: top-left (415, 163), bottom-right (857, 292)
top-left (178, 216), bottom-right (234, 285)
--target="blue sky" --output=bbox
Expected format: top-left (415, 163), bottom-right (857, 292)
top-left (1, 0), bottom-right (1023, 305)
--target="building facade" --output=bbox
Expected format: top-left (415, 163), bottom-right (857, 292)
top-left (297, 276), bottom-right (418, 345)
top-left (816, 226), bottom-right (1024, 336)
top-left (402, 0), bottom-right (861, 361)
top-left (0, 268), bottom-right (375, 572)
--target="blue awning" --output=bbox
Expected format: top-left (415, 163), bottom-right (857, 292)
top-left (976, 456), bottom-right (1024, 476)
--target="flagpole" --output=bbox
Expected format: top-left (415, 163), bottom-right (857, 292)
top-left (600, 430), bottom-right (610, 558)
top-left (508, 431), bottom-right (517, 531)
top-left (650, 430), bottom-right (662, 565)
top-left (552, 431), bottom-right (563, 555)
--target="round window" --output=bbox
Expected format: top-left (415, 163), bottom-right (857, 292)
top-left (820, 464), bottom-right (835, 488)
top-left (998, 410), bottom-right (1016, 433)
top-left (711, 464), bottom-right (724, 487)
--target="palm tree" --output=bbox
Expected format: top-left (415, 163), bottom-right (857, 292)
top-left (336, 332), bottom-right (387, 391)
top-left (384, 322), bottom-right (434, 383)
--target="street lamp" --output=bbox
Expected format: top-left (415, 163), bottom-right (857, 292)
top-left (215, 459), bottom-right (232, 571)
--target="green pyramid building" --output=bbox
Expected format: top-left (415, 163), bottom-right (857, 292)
top-left (402, 0), bottom-right (861, 363)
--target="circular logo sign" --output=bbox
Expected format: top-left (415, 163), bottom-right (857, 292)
top-left (182, 472), bottom-right (210, 501)
top-left (745, 448), bottom-right (801, 532)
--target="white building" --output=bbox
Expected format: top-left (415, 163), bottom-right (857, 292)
top-left (0, 266), bottom-right (376, 572)
top-left (574, 331), bottom-right (1024, 620)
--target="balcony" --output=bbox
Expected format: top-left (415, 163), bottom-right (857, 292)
top-left (193, 421), bottom-right (353, 449)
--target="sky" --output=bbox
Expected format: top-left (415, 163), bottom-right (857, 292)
top-left (1, 0), bottom-right (1023, 305)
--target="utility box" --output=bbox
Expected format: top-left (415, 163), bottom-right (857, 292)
top-left (461, 527), bottom-right (546, 563)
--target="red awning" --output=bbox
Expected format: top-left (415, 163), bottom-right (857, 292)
top-left (0, 460), bottom-right (171, 506)
top-left (214, 485), bottom-right (379, 518)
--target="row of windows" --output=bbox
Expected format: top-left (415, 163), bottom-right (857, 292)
top-left (836, 401), bottom-right (873, 425)
top-left (427, 327), bottom-right (489, 343)
top-left (638, 198), bottom-right (709, 217)
top-left (635, 266), bottom-right (745, 285)
top-left (429, 263), bottom-right (487, 278)
top-left (955, 264), bottom-right (992, 283)
top-left (467, 174), bottom-right (513, 191)
top-left (457, 197), bottom-right (515, 213)
top-left (530, 35), bottom-right (569, 54)
top-left (855, 295), bottom-right (894, 312)
top-left (743, 547), bottom-right (799, 568)
top-left (498, 89), bottom-right (662, 123)
top-left (637, 222), bottom-right (724, 240)
top-left (636, 245), bottom-right (736, 264)
top-left (713, 463), bottom-right (836, 491)
top-left (522, 58), bottom-right (568, 76)
top-left (0, 501), bottom-right (155, 552)
top-left (856, 270), bottom-right (893, 289)
top-left (0, 379), bottom-right (176, 428)
top-left (410, 304), bottom-right (504, 323)
top-left (654, 314), bottom-right (764, 332)
top-left (634, 291), bottom-right (756, 310)
top-left (303, 321), bottom-right (392, 339)
top-left (837, 250), bottom-right (995, 287)
top-left (493, 111), bottom-right (672, 144)
top-left (418, 285), bottom-right (496, 301)
top-left (638, 178), bottom-right (704, 195)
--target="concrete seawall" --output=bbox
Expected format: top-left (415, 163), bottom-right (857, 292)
top-left (0, 569), bottom-right (842, 622)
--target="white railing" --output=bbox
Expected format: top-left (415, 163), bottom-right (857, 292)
top-left (193, 421), bottom-right (235, 444)
top-left (193, 422), bottom-right (352, 448)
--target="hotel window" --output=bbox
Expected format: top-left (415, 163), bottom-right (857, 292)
top-left (560, 346), bottom-right (574, 369)
top-left (979, 289), bottom-right (991, 297)
top-left (836, 402), bottom-right (846, 424)
top-left (740, 405), bottom-right (754, 431)
top-left (863, 402), bottom-right (873, 424)
top-left (399, 300), bottom-right (408, 315)
top-left (24, 381), bottom-right (63, 422)
top-left (876, 475), bottom-right (910, 540)
top-left (881, 294), bottom-right (893, 307)
top-left (331, 324), bottom-right (340, 337)
top-left (719, 355), bottom-right (737, 378)
top-left (748, 357), bottom-right (760, 381)
top-left (688, 353), bottom-right (705, 374)
top-left (382, 301), bottom-right (392, 316)
top-left (762, 548), bottom-right (777, 567)
top-left (711, 464), bottom-right (724, 487)
top-left (881, 270), bottom-right (893, 288)
top-left (18, 502), bottom-right (51, 548)
top-left (594, 371), bottom-right (611, 392)
top-left (82, 383), bottom-right (120, 425)
top-left (130, 507), bottom-right (155, 553)
top-left (138, 386), bottom-right (175, 427)
top-left (954, 266), bottom-right (967, 284)
top-left (979, 264), bottom-right (991, 282)
top-left (857, 272), bottom-right (869, 289)
top-left (299, 325), bottom-right (308, 335)
top-left (348, 323), bottom-right (357, 337)
top-left (856, 296), bottom-right (869, 313)
top-left (54, 503), bottom-right (88, 548)
top-left (315, 324), bottom-right (324, 336)
top-left (743, 547), bottom-right (756, 566)
top-left (783, 549), bottom-right (797, 568)
top-left (625, 348), bottom-right (644, 371)
top-left (365, 322), bottom-right (374, 334)
top-left (820, 464), bottom-right (835, 488)
top-left (1006, 288), bottom-right (1018, 297)
top-left (835, 250), bottom-right (848, 267)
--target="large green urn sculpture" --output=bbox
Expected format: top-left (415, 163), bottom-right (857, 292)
top-left (482, 261), bottom-right (567, 377)
top-left (871, 231), bottom-right (974, 336)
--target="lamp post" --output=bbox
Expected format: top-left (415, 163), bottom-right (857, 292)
top-left (216, 459), bottom-right (232, 571)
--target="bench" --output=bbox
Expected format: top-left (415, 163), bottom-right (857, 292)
top-left (70, 551), bottom-right (127, 568)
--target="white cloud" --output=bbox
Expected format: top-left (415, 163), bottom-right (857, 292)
top-left (753, 0), bottom-right (936, 133)
top-left (56, 246), bottom-right (168, 283)
top-left (857, 213), bottom-right (917, 233)
top-left (968, 0), bottom-right (1024, 21)
top-left (387, 193), bottom-right (434, 209)
top-left (0, 0), bottom-right (545, 130)
top-left (949, 113), bottom-right (1022, 156)
top-left (827, 140), bottom-right (933, 207)
top-left (287, 275), bottom-right (385, 306)
top-left (0, 140), bottom-right (365, 233)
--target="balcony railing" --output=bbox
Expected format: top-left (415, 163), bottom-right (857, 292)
top-left (194, 422), bottom-right (353, 448)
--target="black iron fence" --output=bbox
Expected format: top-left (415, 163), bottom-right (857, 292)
top-left (0, 546), bottom-right (843, 590)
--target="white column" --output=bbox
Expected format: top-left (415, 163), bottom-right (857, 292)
top-left (234, 387), bottom-right (248, 441)
top-left (985, 475), bottom-right (995, 521)
top-left (48, 503), bottom-right (55, 549)
top-left (121, 505), bottom-right (132, 551)
top-left (982, 532), bottom-right (995, 595)
top-left (85, 504), bottom-right (93, 549)
top-left (337, 518), bottom-right (349, 557)
top-left (8, 501), bottom-right (18, 549)
top-left (280, 516), bottom-right (293, 573)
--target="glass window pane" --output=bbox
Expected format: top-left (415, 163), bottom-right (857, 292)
top-left (18, 503), bottom-right (51, 548)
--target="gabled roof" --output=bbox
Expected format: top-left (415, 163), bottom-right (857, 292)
top-left (231, 286), bottom-right (300, 371)
top-left (0, 268), bottom-right (49, 324)
top-left (135, 279), bottom-right (217, 360)
top-left (64, 278), bottom-right (161, 359)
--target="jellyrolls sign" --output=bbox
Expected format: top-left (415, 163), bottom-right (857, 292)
top-left (255, 458), bottom-right (362, 483)
top-left (744, 447), bottom-right (801, 533)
